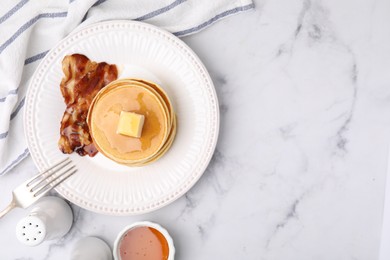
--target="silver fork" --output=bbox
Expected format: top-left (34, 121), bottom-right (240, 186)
top-left (0, 157), bottom-right (77, 219)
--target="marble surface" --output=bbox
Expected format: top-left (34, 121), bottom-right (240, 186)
top-left (1, 0), bottom-right (390, 259)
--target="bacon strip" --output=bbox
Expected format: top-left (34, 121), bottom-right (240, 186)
top-left (58, 54), bottom-right (118, 156)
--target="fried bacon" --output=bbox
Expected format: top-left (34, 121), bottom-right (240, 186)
top-left (58, 54), bottom-right (118, 156)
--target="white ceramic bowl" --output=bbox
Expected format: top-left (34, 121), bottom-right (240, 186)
top-left (71, 237), bottom-right (112, 260)
top-left (113, 221), bottom-right (175, 260)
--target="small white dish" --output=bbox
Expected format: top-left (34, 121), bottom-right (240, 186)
top-left (71, 237), bottom-right (112, 260)
top-left (113, 221), bottom-right (175, 260)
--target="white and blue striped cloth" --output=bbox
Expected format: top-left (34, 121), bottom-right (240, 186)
top-left (0, 0), bottom-right (254, 175)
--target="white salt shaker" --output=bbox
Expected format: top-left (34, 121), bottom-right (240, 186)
top-left (71, 237), bottom-right (112, 260)
top-left (15, 196), bottom-right (73, 246)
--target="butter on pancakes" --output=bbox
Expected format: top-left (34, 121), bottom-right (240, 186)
top-left (87, 78), bottom-right (176, 166)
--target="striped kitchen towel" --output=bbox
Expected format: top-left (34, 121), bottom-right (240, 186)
top-left (0, 0), bottom-right (254, 175)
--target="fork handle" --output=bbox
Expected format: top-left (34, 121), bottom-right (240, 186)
top-left (0, 200), bottom-right (16, 219)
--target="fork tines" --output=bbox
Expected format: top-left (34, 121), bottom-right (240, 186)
top-left (27, 158), bottom-right (77, 197)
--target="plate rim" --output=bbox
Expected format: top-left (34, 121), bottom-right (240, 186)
top-left (24, 20), bottom-right (219, 215)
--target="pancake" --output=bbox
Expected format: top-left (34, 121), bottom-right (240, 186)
top-left (108, 79), bottom-right (173, 129)
top-left (87, 78), bottom-right (176, 166)
top-left (88, 84), bottom-right (169, 163)
top-left (132, 80), bottom-right (175, 129)
top-left (125, 115), bottom-right (177, 166)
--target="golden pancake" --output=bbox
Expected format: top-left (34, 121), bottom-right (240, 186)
top-left (130, 79), bottom-right (175, 120)
top-left (87, 78), bottom-right (176, 166)
top-left (108, 79), bottom-right (173, 129)
top-left (88, 83), bottom-right (169, 163)
top-left (125, 115), bottom-right (177, 166)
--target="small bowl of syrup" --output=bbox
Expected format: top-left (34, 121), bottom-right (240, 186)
top-left (113, 221), bottom-right (175, 260)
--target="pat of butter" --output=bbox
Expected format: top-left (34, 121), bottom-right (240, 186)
top-left (117, 111), bottom-right (145, 138)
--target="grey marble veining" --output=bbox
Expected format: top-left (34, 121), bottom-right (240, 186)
top-left (1, 0), bottom-right (390, 259)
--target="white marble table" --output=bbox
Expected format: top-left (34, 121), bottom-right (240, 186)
top-left (1, 0), bottom-right (390, 259)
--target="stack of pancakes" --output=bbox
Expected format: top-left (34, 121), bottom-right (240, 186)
top-left (87, 78), bottom-right (176, 166)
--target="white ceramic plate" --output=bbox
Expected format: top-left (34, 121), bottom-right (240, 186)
top-left (24, 21), bottom-right (219, 215)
